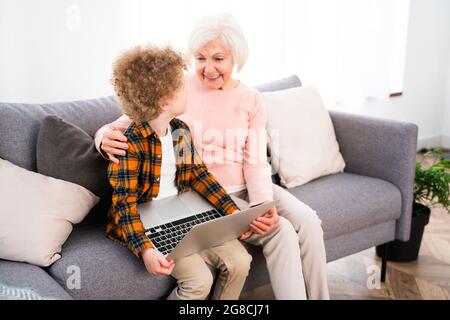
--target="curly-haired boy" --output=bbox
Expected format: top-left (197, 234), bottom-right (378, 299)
top-left (106, 45), bottom-right (252, 300)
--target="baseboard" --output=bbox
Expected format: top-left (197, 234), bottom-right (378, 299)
top-left (417, 135), bottom-right (448, 150)
top-left (441, 135), bottom-right (450, 149)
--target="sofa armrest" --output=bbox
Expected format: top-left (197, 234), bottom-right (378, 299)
top-left (329, 111), bottom-right (418, 241)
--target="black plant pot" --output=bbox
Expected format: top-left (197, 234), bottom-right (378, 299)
top-left (376, 203), bottom-right (430, 262)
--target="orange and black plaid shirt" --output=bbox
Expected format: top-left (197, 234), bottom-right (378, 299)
top-left (106, 118), bottom-right (239, 258)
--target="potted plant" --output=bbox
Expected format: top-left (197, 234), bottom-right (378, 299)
top-left (376, 149), bottom-right (450, 262)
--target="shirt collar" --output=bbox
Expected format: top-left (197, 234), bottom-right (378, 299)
top-left (135, 121), bottom-right (154, 139)
top-left (135, 119), bottom-right (182, 139)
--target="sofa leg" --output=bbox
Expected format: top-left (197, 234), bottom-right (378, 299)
top-left (380, 242), bottom-right (389, 283)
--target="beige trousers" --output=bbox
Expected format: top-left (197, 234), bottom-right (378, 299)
top-left (167, 239), bottom-right (252, 300)
top-left (231, 183), bottom-right (330, 300)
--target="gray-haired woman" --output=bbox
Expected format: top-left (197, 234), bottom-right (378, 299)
top-left (96, 13), bottom-right (329, 300)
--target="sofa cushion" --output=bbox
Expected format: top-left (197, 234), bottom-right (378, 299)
top-left (0, 158), bottom-right (99, 267)
top-left (46, 225), bottom-right (176, 300)
top-left (262, 86), bottom-right (346, 188)
top-left (254, 74), bottom-right (302, 185)
top-left (0, 260), bottom-right (72, 299)
top-left (241, 243), bottom-right (271, 292)
top-left (0, 96), bottom-right (122, 172)
top-left (287, 172), bottom-right (402, 240)
top-left (36, 115), bottom-right (112, 226)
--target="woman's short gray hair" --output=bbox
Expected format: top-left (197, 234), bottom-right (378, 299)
top-left (187, 13), bottom-right (249, 72)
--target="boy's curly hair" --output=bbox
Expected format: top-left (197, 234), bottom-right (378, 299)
top-left (111, 45), bottom-right (186, 122)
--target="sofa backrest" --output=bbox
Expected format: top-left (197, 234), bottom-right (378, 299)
top-left (0, 75), bottom-right (301, 226)
top-left (0, 96), bottom-right (122, 172)
top-left (254, 75), bottom-right (301, 93)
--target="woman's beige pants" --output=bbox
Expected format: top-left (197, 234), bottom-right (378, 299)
top-left (231, 183), bottom-right (330, 300)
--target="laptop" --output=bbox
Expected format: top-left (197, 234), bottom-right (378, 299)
top-left (138, 191), bottom-right (276, 261)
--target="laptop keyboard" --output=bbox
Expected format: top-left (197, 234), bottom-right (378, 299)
top-left (145, 209), bottom-right (224, 255)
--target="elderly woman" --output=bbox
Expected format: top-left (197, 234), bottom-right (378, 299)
top-left (95, 13), bottom-right (329, 300)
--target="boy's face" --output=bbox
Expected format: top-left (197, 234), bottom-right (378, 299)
top-left (166, 81), bottom-right (187, 117)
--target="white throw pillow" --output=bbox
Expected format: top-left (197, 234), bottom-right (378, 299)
top-left (0, 158), bottom-right (99, 267)
top-left (262, 86), bottom-right (346, 188)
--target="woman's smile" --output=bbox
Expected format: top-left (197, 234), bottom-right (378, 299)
top-left (204, 74), bottom-right (221, 81)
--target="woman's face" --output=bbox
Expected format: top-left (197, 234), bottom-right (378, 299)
top-left (194, 39), bottom-right (235, 90)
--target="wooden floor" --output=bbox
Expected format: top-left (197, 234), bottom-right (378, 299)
top-left (241, 152), bottom-right (450, 300)
top-left (327, 205), bottom-right (450, 300)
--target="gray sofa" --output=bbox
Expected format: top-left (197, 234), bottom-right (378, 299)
top-left (0, 75), bottom-right (418, 300)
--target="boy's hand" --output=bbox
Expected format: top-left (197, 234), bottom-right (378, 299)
top-left (101, 129), bottom-right (128, 164)
top-left (142, 248), bottom-right (175, 276)
top-left (248, 207), bottom-right (279, 236)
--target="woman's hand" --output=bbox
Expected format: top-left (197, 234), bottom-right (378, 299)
top-left (100, 129), bottom-right (128, 164)
top-left (239, 230), bottom-right (253, 240)
top-left (142, 248), bottom-right (175, 276)
top-left (239, 207), bottom-right (279, 240)
top-left (249, 207), bottom-right (279, 236)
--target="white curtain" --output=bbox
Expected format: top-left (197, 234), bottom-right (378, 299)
top-left (0, 0), bottom-right (410, 106)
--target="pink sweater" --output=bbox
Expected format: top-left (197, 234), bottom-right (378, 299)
top-left (95, 74), bottom-right (273, 206)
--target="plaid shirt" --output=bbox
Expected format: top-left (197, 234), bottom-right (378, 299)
top-left (106, 118), bottom-right (239, 258)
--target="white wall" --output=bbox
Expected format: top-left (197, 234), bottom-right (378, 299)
top-left (0, 0), bottom-right (141, 103)
top-left (331, 0), bottom-right (450, 149)
top-left (442, 53), bottom-right (450, 148)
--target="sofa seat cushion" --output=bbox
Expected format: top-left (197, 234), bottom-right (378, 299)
top-left (287, 172), bottom-right (402, 240)
top-left (46, 225), bottom-right (176, 300)
top-left (46, 225), bottom-right (270, 299)
top-left (240, 243), bottom-right (270, 292)
top-left (0, 260), bottom-right (72, 300)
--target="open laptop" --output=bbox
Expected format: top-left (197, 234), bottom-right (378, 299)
top-left (138, 191), bottom-right (276, 261)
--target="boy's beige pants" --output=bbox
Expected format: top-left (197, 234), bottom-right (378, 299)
top-left (167, 238), bottom-right (252, 300)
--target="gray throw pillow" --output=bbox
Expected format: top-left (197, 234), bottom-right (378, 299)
top-left (36, 115), bottom-right (112, 226)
